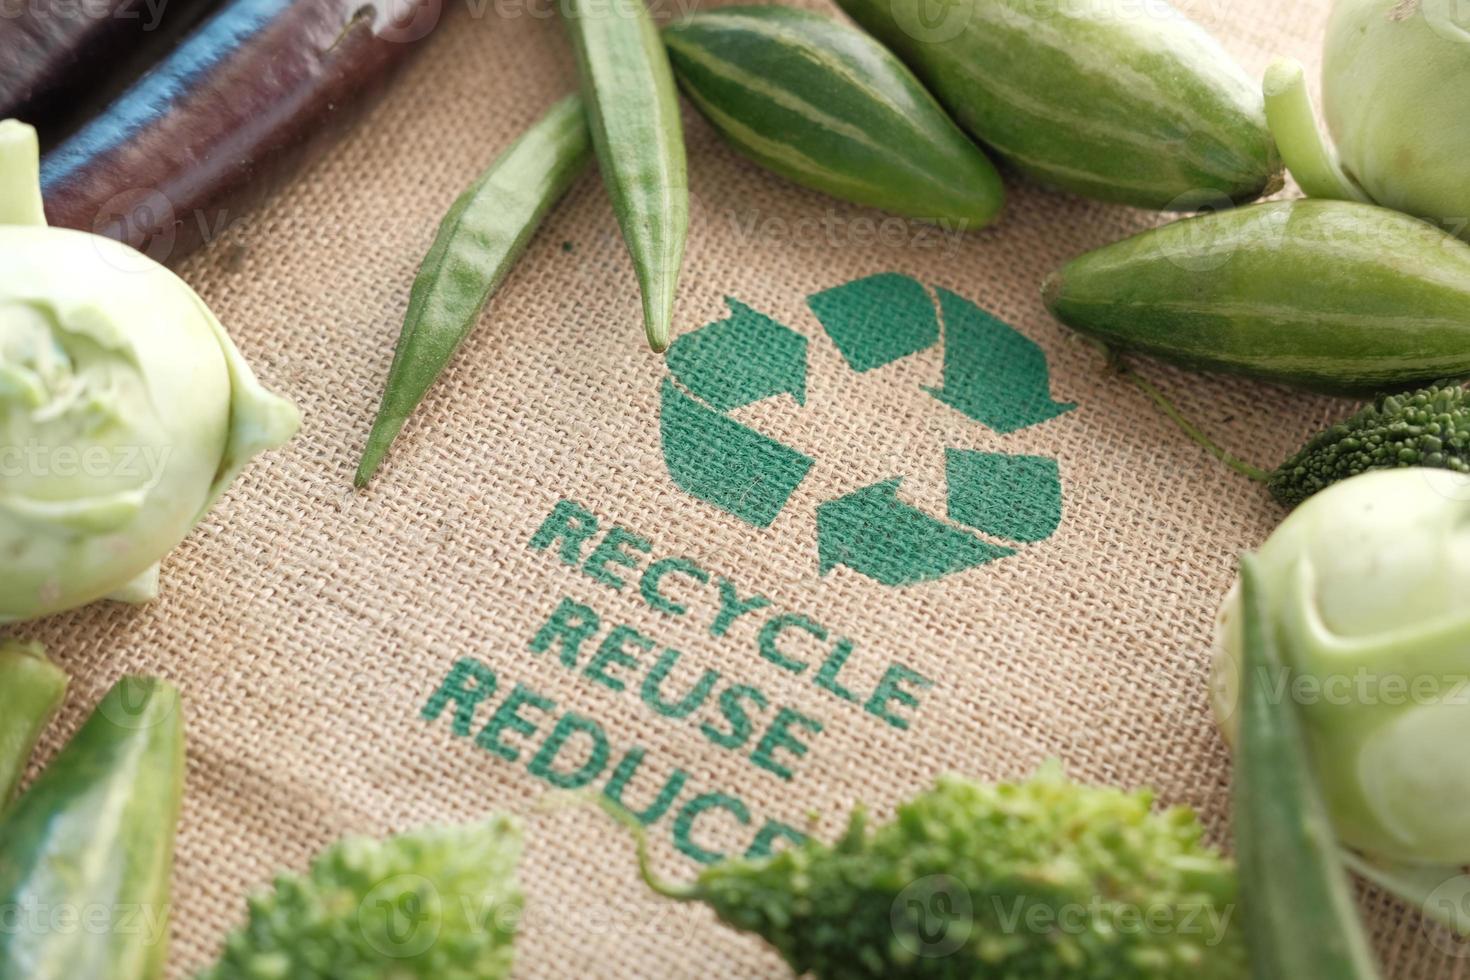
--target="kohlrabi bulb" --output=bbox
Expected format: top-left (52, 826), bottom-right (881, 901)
top-left (1265, 0), bottom-right (1470, 236)
top-left (1213, 468), bottom-right (1470, 864)
top-left (0, 120), bottom-right (298, 623)
top-left (1324, 0), bottom-right (1470, 227)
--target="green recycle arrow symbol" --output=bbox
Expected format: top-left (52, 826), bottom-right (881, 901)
top-left (924, 288), bottom-right (1074, 434)
top-left (668, 298), bottom-right (807, 410)
top-left (817, 479), bottom-right (1014, 586)
top-left (659, 378), bottom-right (813, 529)
top-left (657, 278), bottom-right (1071, 586)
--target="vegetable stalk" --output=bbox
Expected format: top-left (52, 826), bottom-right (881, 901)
top-left (0, 640), bottom-right (68, 805)
top-left (1261, 59), bottom-right (1370, 204)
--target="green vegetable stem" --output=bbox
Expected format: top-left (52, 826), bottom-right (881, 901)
top-left (0, 640), bottom-right (67, 805)
top-left (1260, 59), bottom-right (1369, 204)
top-left (1116, 366), bottom-right (1470, 508)
top-left (662, 6), bottom-right (1003, 228)
top-left (201, 817), bottom-right (523, 980)
top-left (0, 120), bottom-right (45, 225)
top-left (0, 677), bottom-right (184, 980)
top-left (563, 0), bottom-right (688, 352)
top-left (626, 765), bottom-right (1245, 979)
top-left (1267, 0), bottom-right (1470, 238)
top-left (356, 95), bottom-right (592, 486)
top-left (1233, 556), bottom-right (1382, 979)
top-left (1044, 200), bottom-right (1470, 395)
top-left (833, 0), bottom-right (1278, 210)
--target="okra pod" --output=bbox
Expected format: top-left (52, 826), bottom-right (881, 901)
top-left (0, 640), bottom-right (68, 805)
top-left (0, 677), bottom-right (185, 980)
top-left (356, 95), bottom-right (592, 486)
top-left (563, 0), bottom-right (688, 352)
top-left (1235, 557), bottom-right (1381, 979)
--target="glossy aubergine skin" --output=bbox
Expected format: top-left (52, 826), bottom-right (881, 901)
top-left (0, 0), bottom-right (215, 135)
top-left (40, 0), bottom-right (443, 264)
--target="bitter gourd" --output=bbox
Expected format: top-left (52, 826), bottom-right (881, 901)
top-left (637, 764), bottom-right (1245, 979)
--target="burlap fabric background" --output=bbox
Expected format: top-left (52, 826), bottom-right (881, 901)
top-left (8, 0), bottom-right (1462, 976)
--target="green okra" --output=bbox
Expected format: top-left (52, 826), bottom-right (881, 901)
top-left (356, 95), bottom-right (592, 486)
top-left (662, 6), bottom-right (1003, 228)
top-left (1044, 200), bottom-right (1470, 395)
top-left (0, 677), bottom-right (185, 980)
top-left (834, 0), bottom-right (1279, 211)
top-left (562, 0), bottom-right (688, 353)
top-left (1234, 557), bottom-right (1382, 979)
top-left (0, 639), bottom-right (67, 805)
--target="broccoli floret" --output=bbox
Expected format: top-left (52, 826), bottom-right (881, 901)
top-left (200, 817), bottom-right (521, 980)
top-left (1270, 383), bottom-right (1470, 507)
top-left (645, 763), bottom-right (1245, 979)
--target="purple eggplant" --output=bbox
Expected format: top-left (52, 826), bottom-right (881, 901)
top-left (0, 0), bottom-right (216, 136)
top-left (40, 0), bottom-right (444, 264)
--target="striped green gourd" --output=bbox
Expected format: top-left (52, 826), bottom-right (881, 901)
top-left (0, 677), bottom-right (184, 980)
top-left (663, 6), bottom-right (1003, 228)
top-left (834, 0), bottom-right (1279, 210)
top-left (1043, 200), bottom-right (1470, 395)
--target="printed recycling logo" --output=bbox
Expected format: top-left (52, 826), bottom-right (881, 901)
top-left (658, 273), bottom-right (1073, 587)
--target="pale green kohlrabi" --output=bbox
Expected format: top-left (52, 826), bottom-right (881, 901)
top-left (1264, 0), bottom-right (1470, 235)
top-left (0, 120), bottom-right (299, 623)
top-left (1212, 467), bottom-right (1470, 933)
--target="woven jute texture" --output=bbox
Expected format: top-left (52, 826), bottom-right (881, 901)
top-left (10, 0), bottom-right (1464, 976)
